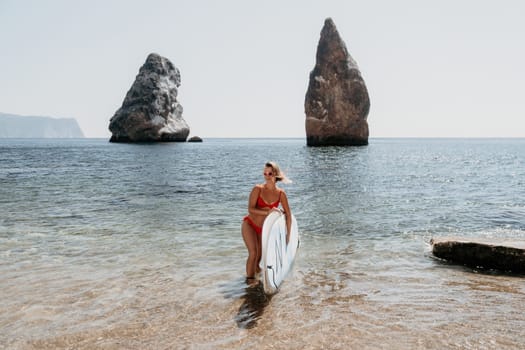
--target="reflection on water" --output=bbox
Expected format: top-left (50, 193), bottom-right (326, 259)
top-left (220, 278), bottom-right (272, 329)
top-left (235, 281), bottom-right (272, 329)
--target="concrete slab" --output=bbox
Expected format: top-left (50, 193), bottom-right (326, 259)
top-left (430, 236), bottom-right (525, 273)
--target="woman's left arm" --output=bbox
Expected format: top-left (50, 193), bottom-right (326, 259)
top-left (280, 190), bottom-right (292, 242)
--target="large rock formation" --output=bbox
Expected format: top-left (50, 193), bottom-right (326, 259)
top-left (431, 237), bottom-right (525, 273)
top-left (305, 18), bottom-right (370, 146)
top-left (0, 112), bottom-right (84, 138)
top-left (109, 53), bottom-right (190, 142)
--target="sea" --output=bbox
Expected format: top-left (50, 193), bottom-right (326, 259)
top-left (1, 138), bottom-right (524, 349)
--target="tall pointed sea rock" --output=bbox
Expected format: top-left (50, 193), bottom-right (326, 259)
top-left (109, 53), bottom-right (190, 142)
top-left (305, 18), bottom-right (370, 146)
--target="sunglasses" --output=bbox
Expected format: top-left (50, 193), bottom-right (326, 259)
top-left (263, 172), bottom-right (273, 176)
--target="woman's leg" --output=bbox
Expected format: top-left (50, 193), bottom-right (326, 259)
top-left (255, 233), bottom-right (262, 274)
top-left (242, 220), bottom-right (258, 278)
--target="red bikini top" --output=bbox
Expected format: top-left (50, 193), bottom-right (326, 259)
top-left (257, 190), bottom-right (281, 209)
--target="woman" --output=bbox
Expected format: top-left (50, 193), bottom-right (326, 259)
top-left (242, 161), bottom-right (292, 282)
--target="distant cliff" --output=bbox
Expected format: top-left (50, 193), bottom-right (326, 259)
top-left (0, 113), bottom-right (84, 138)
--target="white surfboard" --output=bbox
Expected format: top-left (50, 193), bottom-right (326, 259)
top-left (260, 210), bottom-right (299, 295)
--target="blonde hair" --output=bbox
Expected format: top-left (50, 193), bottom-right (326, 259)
top-left (265, 161), bottom-right (292, 184)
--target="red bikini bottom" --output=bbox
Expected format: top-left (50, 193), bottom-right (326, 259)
top-left (243, 215), bottom-right (262, 235)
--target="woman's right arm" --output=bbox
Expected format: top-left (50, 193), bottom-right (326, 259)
top-left (247, 186), bottom-right (269, 216)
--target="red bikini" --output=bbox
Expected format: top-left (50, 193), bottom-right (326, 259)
top-left (256, 192), bottom-right (281, 209)
top-left (243, 216), bottom-right (263, 235)
top-left (243, 190), bottom-right (281, 235)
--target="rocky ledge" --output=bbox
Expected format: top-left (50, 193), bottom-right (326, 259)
top-left (187, 136), bottom-right (203, 142)
top-left (431, 237), bottom-right (525, 273)
top-left (304, 18), bottom-right (370, 146)
top-left (109, 53), bottom-right (190, 142)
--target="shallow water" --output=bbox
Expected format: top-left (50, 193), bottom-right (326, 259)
top-left (1, 138), bottom-right (524, 349)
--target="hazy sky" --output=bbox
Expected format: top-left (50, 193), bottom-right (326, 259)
top-left (1, 0), bottom-right (524, 138)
